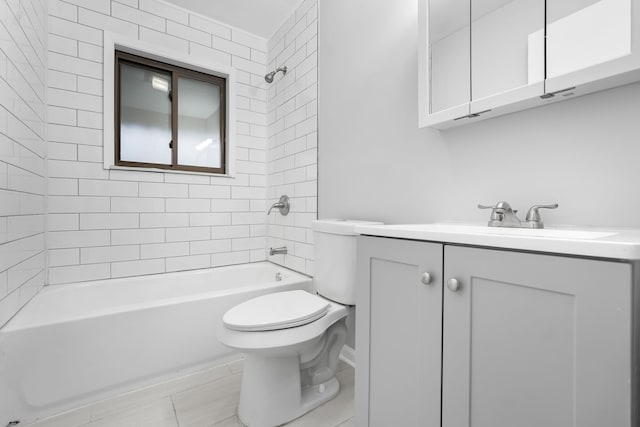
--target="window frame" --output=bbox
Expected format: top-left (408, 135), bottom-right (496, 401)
top-left (103, 33), bottom-right (236, 178)
top-left (115, 50), bottom-right (227, 175)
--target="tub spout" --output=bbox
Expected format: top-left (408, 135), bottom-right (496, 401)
top-left (269, 246), bottom-right (288, 256)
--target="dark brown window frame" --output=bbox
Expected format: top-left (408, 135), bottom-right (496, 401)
top-left (115, 50), bottom-right (227, 174)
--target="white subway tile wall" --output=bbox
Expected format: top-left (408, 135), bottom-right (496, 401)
top-left (267, 0), bottom-right (318, 276)
top-left (0, 0), bottom-right (47, 327)
top-left (46, 0), bottom-right (273, 285)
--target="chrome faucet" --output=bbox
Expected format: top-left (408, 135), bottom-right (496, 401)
top-left (478, 201), bottom-right (558, 229)
top-left (269, 246), bottom-right (288, 256)
top-left (267, 195), bottom-right (290, 216)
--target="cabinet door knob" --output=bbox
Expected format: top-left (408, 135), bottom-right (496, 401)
top-left (447, 278), bottom-right (460, 292)
top-left (421, 272), bottom-right (432, 285)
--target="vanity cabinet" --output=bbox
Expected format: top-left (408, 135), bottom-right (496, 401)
top-left (356, 235), bottom-right (636, 427)
top-left (419, 0), bottom-right (640, 129)
top-left (354, 237), bottom-right (443, 427)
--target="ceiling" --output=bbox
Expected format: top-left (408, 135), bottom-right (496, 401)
top-left (164, 0), bottom-right (304, 39)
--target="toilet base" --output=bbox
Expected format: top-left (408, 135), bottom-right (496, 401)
top-left (299, 377), bottom-right (340, 414)
top-left (237, 353), bottom-right (340, 427)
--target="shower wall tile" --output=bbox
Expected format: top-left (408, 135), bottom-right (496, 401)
top-left (45, 0), bottom-right (271, 285)
top-left (0, 0), bottom-right (47, 328)
top-left (267, 0), bottom-right (318, 276)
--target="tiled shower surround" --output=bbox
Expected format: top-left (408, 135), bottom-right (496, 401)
top-left (45, 0), bottom-right (318, 285)
top-left (266, 0), bottom-right (318, 276)
top-left (0, 0), bottom-right (47, 326)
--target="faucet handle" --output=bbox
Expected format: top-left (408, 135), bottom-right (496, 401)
top-left (478, 201), bottom-right (514, 213)
top-left (267, 195), bottom-right (290, 216)
top-left (525, 203), bottom-right (558, 222)
top-left (478, 204), bottom-right (497, 210)
top-left (524, 203), bottom-right (558, 228)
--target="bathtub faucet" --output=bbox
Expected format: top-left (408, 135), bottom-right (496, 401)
top-left (268, 195), bottom-right (290, 216)
top-left (269, 246), bottom-right (288, 256)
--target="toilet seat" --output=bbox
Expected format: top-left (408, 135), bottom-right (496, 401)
top-left (218, 296), bottom-right (351, 353)
top-left (223, 290), bottom-right (330, 332)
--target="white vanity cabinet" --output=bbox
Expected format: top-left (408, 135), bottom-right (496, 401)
top-left (356, 235), bottom-right (637, 427)
top-left (419, 0), bottom-right (640, 129)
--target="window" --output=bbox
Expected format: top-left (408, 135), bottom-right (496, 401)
top-left (115, 51), bottom-right (227, 174)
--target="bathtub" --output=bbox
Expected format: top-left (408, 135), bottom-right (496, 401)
top-left (0, 261), bottom-right (312, 424)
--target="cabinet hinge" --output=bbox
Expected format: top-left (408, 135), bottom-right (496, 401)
top-left (540, 86), bottom-right (576, 99)
top-left (454, 109), bottom-right (492, 121)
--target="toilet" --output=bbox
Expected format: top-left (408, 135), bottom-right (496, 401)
top-left (218, 219), bottom-right (380, 427)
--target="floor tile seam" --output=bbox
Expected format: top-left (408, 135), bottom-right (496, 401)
top-left (212, 414), bottom-right (242, 427)
top-left (170, 394), bottom-right (180, 427)
top-left (86, 396), bottom-right (175, 425)
top-left (87, 363), bottom-right (238, 421)
top-left (172, 372), bottom-right (243, 402)
top-left (330, 413), bottom-right (354, 427)
top-left (165, 363), bottom-right (240, 399)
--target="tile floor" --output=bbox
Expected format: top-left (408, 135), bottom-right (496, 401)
top-left (24, 357), bottom-right (354, 427)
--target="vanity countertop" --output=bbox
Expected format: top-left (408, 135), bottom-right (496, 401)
top-left (353, 223), bottom-right (640, 260)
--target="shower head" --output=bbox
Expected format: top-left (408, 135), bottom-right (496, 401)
top-left (265, 66), bottom-right (287, 83)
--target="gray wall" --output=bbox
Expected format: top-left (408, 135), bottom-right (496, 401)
top-left (318, 0), bottom-right (640, 229)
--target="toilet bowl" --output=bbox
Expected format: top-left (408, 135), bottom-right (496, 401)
top-left (218, 290), bottom-right (351, 426)
top-left (217, 219), bottom-right (381, 427)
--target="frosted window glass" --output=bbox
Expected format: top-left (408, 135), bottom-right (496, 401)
top-left (177, 77), bottom-right (222, 169)
top-left (119, 62), bottom-right (172, 165)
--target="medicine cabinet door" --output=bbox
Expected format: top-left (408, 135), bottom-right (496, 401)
top-left (419, 0), bottom-right (471, 126)
top-left (470, 0), bottom-right (546, 115)
top-left (546, 0), bottom-right (640, 95)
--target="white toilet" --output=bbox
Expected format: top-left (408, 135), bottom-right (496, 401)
top-left (218, 219), bottom-right (380, 427)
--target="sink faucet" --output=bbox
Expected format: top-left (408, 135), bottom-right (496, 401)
top-left (478, 201), bottom-right (558, 229)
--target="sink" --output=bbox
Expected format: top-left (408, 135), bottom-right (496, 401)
top-left (389, 223), bottom-right (616, 240)
top-left (353, 222), bottom-right (640, 259)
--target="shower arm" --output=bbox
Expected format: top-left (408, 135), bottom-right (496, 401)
top-left (265, 66), bottom-right (288, 83)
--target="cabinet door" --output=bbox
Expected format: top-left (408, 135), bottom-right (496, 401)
top-left (355, 236), bottom-right (443, 427)
top-left (443, 245), bottom-right (632, 427)
top-left (545, 0), bottom-right (640, 96)
top-left (470, 0), bottom-right (545, 114)
top-left (418, 0), bottom-right (470, 127)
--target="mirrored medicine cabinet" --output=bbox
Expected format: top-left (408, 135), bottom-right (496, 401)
top-left (418, 0), bottom-right (640, 129)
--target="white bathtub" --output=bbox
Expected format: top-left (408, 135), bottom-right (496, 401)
top-left (0, 261), bottom-right (312, 424)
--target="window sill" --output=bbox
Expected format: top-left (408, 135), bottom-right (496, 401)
top-left (107, 164), bottom-right (236, 179)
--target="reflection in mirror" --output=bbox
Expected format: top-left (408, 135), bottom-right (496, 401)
top-left (429, 0), bottom-right (470, 113)
top-left (472, 0), bottom-right (545, 100)
top-left (547, 0), bottom-right (631, 78)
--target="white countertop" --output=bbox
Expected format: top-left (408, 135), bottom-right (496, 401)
top-left (353, 222), bottom-right (640, 260)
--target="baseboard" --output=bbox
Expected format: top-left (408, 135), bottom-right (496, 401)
top-left (339, 345), bottom-right (355, 368)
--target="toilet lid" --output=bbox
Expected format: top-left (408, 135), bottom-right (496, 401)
top-left (223, 290), bottom-right (330, 332)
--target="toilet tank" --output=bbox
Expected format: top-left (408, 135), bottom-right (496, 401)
top-left (312, 219), bottom-right (382, 305)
